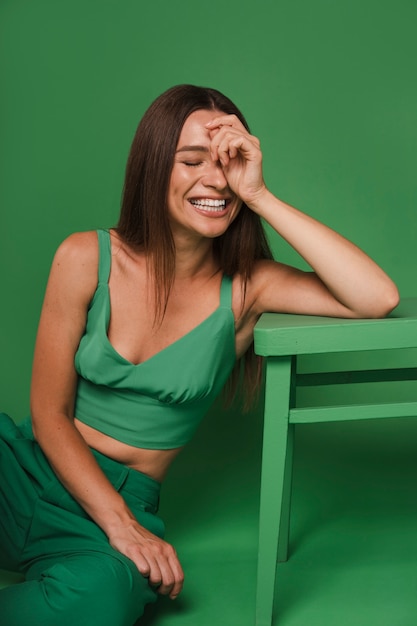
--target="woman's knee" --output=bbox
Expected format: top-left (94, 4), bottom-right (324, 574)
top-left (36, 553), bottom-right (157, 626)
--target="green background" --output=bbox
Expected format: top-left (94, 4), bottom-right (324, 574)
top-left (1, 1), bottom-right (417, 624)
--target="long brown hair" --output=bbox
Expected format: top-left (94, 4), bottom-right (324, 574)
top-left (116, 84), bottom-right (273, 406)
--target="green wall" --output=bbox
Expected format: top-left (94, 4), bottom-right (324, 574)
top-left (1, 0), bottom-right (416, 420)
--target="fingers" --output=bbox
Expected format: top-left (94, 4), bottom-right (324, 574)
top-left (217, 135), bottom-right (251, 167)
top-left (164, 552), bottom-right (185, 599)
top-left (205, 113), bottom-right (246, 132)
top-left (211, 128), bottom-right (261, 167)
top-left (108, 518), bottom-right (184, 600)
top-left (206, 116), bottom-right (260, 166)
top-left (129, 538), bottom-right (184, 600)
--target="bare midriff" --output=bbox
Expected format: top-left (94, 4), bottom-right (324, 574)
top-left (74, 418), bottom-right (183, 482)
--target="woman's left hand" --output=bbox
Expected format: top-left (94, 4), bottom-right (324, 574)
top-left (206, 115), bottom-right (267, 210)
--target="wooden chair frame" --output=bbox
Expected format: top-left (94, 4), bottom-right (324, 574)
top-left (253, 298), bottom-right (417, 626)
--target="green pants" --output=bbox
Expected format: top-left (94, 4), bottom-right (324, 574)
top-left (0, 413), bottom-right (164, 626)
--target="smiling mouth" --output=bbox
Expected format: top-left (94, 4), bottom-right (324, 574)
top-left (189, 199), bottom-right (228, 212)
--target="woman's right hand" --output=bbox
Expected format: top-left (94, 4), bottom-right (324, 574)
top-left (108, 519), bottom-right (184, 599)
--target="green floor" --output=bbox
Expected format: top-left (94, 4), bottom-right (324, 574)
top-left (2, 411), bottom-right (417, 625)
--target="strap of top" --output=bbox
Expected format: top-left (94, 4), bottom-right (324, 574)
top-left (96, 230), bottom-right (232, 305)
top-left (97, 229), bottom-right (111, 284)
top-left (220, 274), bottom-right (233, 308)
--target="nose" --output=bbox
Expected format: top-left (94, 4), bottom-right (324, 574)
top-left (202, 159), bottom-right (228, 191)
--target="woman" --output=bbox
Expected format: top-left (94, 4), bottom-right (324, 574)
top-left (0, 85), bottom-right (399, 625)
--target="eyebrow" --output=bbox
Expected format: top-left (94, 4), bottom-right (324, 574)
top-left (175, 145), bottom-right (209, 153)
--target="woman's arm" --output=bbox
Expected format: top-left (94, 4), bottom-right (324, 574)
top-left (30, 231), bottom-right (183, 599)
top-left (207, 116), bottom-right (399, 319)
top-left (244, 191), bottom-right (399, 319)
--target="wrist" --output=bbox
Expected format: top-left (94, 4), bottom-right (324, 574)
top-left (246, 186), bottom-right (276, 216)
top-left (94, 493), bottom-right (136, 537)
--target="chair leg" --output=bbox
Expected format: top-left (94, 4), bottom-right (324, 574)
top-left (277, 423), bottom-right (294, 563)
top-left (256, 357), bottom-right (293, 626)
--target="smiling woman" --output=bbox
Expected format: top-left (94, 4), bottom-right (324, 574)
top-left (167, 109), bottom-right (243, 240)
top-left (116, 86), bottom-right (271, 325)
top-left (0, 84), bottom-right (399, 626)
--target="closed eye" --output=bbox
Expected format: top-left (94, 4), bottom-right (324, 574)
top-left (183, 161), bottom-right (203, 167)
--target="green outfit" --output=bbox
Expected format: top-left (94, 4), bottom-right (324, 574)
top-left (75, 229), bottom-right (236, 448)
top-left (0, 414), bottom-right (162, 626)
top-left (0, 230), bottom-right (236, 625)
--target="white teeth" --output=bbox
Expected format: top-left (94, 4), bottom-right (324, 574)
top-left (190, 199), bottom-right (226, 211)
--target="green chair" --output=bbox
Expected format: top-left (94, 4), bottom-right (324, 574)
top-left (253, 297), bottom-right (417, 626)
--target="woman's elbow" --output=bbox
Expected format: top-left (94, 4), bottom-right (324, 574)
top-left (370, 282), bottom-right (400, 319)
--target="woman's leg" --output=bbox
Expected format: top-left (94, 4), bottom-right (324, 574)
top-left (0, 414), bottom-right (47, 571)
top-left (0, 414), bottom-right (164, 625)
top-left (0, 551), bottom-right (158, 626)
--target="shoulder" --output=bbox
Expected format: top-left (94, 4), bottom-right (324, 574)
top-left (239, 258), bottom-right (309, 317)
top-left (53, 230), bottom-right (99, 266)
top-left (230, 259), bottom-right (283, 323)
top-left (237, 259), bottom-right (294, 303)
top-left (48, 231), bottom-right (100, 304)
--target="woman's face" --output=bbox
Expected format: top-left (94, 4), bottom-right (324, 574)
top-left (167, 109), bottom-right (242, 242)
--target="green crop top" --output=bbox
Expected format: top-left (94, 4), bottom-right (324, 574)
top-left (74, 230), bottom-right (236, 449)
